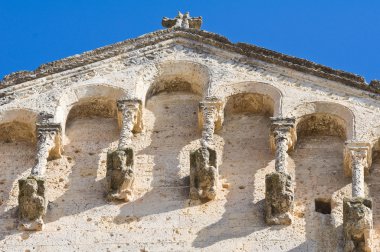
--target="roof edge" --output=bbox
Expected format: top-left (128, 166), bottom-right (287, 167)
top-left (0, 28), bottom-right (378, 95)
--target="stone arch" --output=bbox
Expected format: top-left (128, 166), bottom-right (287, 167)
top-left (211, 81), bottom-right (283, 117)
top-left (144, 60), bottom-right (210, 104)
top-left (289, 101), bottom-right (355, 140)
top-left (0, 108), bottom-right (38, 143)
top-left (56, 84), bottom-right (128, 137)
top-left (224, 93), bottom-right (275, 117)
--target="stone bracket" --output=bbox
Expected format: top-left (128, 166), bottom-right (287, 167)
top-left (106, 147), bottom-right (135, 202)
top-left (265, 171), bottom-right (294, 225)
top-left (344, 142), bottom-right (372, 177)
top-left (117, 98), bottom-right (143, 133)
top-left (343, 197), bottom-right (373, 252)
top-left (198, 96), bottom-right (223, 132)
top-left (18, 176), bottom-right (46, 231)
top-left (190, 147), bottom-right (218, 201)
top-left (269, 117), bottom-right (296, 152)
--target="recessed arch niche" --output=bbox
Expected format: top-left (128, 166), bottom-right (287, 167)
top-left (211, 81), bottom-right (283, 117)
top-left (291, 102), bottom-right (355, 140)
top-left (144, 61), bottom-right (210, 104)
top-left (0, 109), bottom-right (38, 143)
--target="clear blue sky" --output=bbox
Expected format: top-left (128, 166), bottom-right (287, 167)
top-left (0, 1), bottom-right (379, 82)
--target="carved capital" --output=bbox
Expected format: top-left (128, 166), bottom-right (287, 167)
top-left (36, 112), bottom-right (62, 159)
top-left (269, 117), bottom-right (296, 152)
top-left (117, 98), bottom-right (143, 133)
top-left (198, 97), bottom-right (223, 132)
top-left (344, 142), bottom-right (372, 177)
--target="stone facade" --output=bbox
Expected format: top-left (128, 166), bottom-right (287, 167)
top-left (1, 12), bottom-right (380, 251)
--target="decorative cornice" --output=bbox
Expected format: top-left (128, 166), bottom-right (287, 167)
top-left (0, 28), bottom-right (377, 96)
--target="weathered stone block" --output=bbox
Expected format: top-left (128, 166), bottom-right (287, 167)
top-left (18, 176), bottom-right (46, 231)
top-left (265, 171), bottom-right (294, 225)
top-left (343, 197), bottom-right (373, 252)
top-left (106, 148), bottom-right (135, 202)
top-left (190, 147), bottom-right (218, 201)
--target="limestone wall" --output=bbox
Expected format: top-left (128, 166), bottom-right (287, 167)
top-left (1, 39), bottom-right (380, 251)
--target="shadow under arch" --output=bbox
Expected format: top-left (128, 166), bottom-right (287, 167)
top-left (55, 84), bottom-right (127, 137)
top-left (290, 101), bottom-right (355, 140)
top-left (193, 92), bottom-right (274, 249)
top-left (0, 109), bottom-right (38, 241)
top-left (210, 81), bottom-right (283, 117)
top-left (114, 64), bottom-right (208, 226)
top-left (143, 60), bottom-right (211, 104)
top-left (0, 108), bottom-right (39, 143)
top-left (45, 94), bottom-right (120, 224)
top-left (288, 104), bottom-right (352, 251)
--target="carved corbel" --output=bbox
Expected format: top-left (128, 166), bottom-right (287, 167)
top-left (18, 176), bottom-right (46, 231)
top-left (106, 148), bottom-right (135, 202)
top-left (18, 112), bottom-right (61, 231)
top-left (342, 142), bottom-right (373, 251)
top-left (265, 117), bottom-right (295, 225)
top-left (343, 197), bottom-right (373, 252)
top-left (106, 98), bottom-right (142, 202)
top-left (190, 97), bottom-right (223, 201)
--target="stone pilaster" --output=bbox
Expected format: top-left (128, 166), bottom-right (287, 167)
top-left (116, 99), bottom-right (142, 149)
top-left (344, 142), bottom-right (372, 197)
top-left (18, 112), bottom-right (61, 231)
top-left (265, 117), bottom-right (296, 225)
top-left (30, 122), bottom-right (62, 176)
top-left (343, 142), bottom-right (373, 251)
top-left (106, 98), bottom-right (142, 202)
top-left (190, 97), bottom-right (222, 201)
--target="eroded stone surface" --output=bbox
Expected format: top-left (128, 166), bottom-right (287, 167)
top-left (162, 11), bottom-right (202, 29)
top-left (189, 98), bottom-right (222, 201)
top-left (106, 148), bottom-right (135, 202)
top-left (18, 176), bottom-right (46, 231)
top-left (265, 117), bottom-right (295, 225)
top-left (0, 13), bottom-right (380, 252)
top-left (190, 147), bottom-right (217, 200)
top-left (265, 171), bottom-right (294, 225)
top-left (343, 197), bottom-right (373, 252)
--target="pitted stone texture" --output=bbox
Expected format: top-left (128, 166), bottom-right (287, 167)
top-left (1, 22), bottom-right (380, 250)
top-left (265, 171), bottom-right (294, 225)
top-left (106, 148), bottom-right (135, 202)
top-left (116, 99), bottom-right (142, 149)
top-left (0, 107), bottom-right (366, 251)
top-left (162, 11), bottom-right (202, 29)
top-left (343, 197), bottom-right (373, 252)
top-left (190, 147), bottom-right (218, 201)
top-left (18, 176), bottom-right (46, 230)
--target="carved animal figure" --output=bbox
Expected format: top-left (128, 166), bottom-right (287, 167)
top-left (18, 177), bottom-right (46, 225)
top-left (106, 148), bottom-right (135, 202)
top-left (190, 147), bottom-right (217, 200)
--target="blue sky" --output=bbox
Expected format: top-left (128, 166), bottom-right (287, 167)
top-left (0, 1), bottom-right (379, 82)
